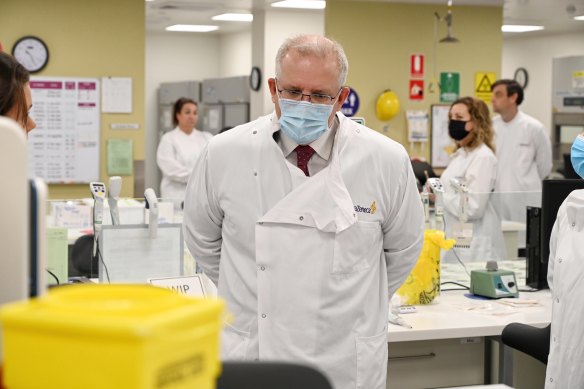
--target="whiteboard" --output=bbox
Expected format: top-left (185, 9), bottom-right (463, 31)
top-left (27, 77), bottom-right (100, 183)
top-left (431, 104), bottom-right (452, 168)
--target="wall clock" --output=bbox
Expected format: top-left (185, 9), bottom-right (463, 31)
top-left (514, 67), bottom-right (529, 89)
top-left (12, 36), bottom-right (49, 74)
top-left (250, 66), bottom-right (262, 91)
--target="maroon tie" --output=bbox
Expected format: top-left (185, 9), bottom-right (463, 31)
top-left (295, 145), bottom-right (316, 176)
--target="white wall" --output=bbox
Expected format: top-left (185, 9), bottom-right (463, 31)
top-left (502, 32), bottom-right (584, 133)
top-left (144, 32), bottom-right (221, 191)
top-left (144, 15), bottom-right (324, 192)
top-left (219, 31), bottom-right (252, 77)
top-left (261, 10), bottom-right (325, 115)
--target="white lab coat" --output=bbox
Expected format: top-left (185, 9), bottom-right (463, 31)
top-left (156, 127), bottom-right (212, 203)
top-left (183, 112), bottom-right (424, 389)
top-left (545, 189), bottom-right (584, 389)
top-left (440, 144), bottom-right (506, 263)
top-left (493, 111), bottom-right (552, 221)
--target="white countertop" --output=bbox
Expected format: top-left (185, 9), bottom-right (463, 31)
top-left (388, 289), bottom-right (551, 342)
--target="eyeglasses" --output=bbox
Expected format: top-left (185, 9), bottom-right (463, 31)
top-left (276, 80), bottom-right (342, 105)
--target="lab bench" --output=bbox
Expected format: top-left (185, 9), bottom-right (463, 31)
top-left (386, 288), bottom-right (550, 389)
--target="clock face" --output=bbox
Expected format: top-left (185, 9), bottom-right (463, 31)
top-left (250, 66), bottom-right (262, 91)
top-left (12, 36), bottom-right (49, 73)
top-left (514, 67), bottom-right (529, 89)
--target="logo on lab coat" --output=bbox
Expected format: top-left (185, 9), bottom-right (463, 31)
top-left (354, 201), bottom-right (377, 214)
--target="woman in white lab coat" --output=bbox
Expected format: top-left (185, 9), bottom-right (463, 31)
top-left (545, 133), bottom-right (584, 389)
top-left (156, 98), bottom-right (212, 206)
top-left (440, 97), bottom-right (506, 263)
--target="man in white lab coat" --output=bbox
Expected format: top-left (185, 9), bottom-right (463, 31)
top-left (545, 132), bottom-right (584, 389)
top-left (491, 79), bottom-right (552, 221)
top-left (183, 35), bottom-right (424, 389)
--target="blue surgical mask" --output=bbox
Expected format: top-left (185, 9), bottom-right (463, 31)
top-left (571, 134), bottom-right (584, 179)
top-left (278, 96), bottom-right (333, 145)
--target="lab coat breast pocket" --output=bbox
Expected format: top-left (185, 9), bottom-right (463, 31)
top-left (356, 328), bottom-right (388, 389)
top-left (332, 221), bottom-right (382, 275)
top-left (518, 137), bottom-right (535, 167)
top-left (221, 323), bottom-right (251, 360)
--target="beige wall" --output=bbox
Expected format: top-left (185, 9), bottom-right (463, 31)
top-left (326, 1), bottom-right (502, 161)
top-left (0, 0), bottom-right (145, 199)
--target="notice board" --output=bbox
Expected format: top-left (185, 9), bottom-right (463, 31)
top-left (27, 77), bottom-right (100, 183)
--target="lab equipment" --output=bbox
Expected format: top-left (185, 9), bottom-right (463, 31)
top-left (421, 188), bottom-right (431, 229)
top-left (388, 310), bottom-right (412, 329)
top-left (470, 260), bottom-right (518, 298)
top-left (427, 177), bottom-right (445, 231)
top-left (450, 177), bottom-right (473, 248)
top-left (89, 181), bottom-right (106, 255)
top-left (427, 177), bottom-right (444, 193)
top-left (144, 188), bottom-right (159, 239)
top-left (107, 176), bottom-right (122, 225)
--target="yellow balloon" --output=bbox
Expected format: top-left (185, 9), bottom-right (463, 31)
top-left (376, 90), bottom-right (401, 121)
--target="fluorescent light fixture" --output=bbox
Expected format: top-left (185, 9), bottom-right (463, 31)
top-left (212, 13), bottom-right (253, 22)
top-left (574, 15), bottom-right (584, 21)
top-left (271, 1), bottom-right (326, 10)
top-left (501, 24), bottom-right (544, 33)
top-left (165, 24), bottom-right (219, 32)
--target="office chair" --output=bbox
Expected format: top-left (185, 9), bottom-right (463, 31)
top-left (501, 322), bottom-right (551, 364)
top-left (217, 361), bottom-right (334, 389)
top-left (70, 234), bottom-right (98, 278)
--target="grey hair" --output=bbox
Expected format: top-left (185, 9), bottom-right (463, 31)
top-left (275, 34), bottom-right (349, 88)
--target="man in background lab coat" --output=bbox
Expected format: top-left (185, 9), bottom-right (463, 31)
top-left (491, 79), bottom-right (552, 222)
top-left (183, 35), bottom-right (424, 389)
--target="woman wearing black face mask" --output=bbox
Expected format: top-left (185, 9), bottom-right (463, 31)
top-left (439, 97), bottom-right (506, 264)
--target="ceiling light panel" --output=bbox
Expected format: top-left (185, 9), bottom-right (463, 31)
top-left (165, 24), bottom-right (219, 32)
top-left (271, 1), bottom-right (326, 10)
top-left (212, 13), bottom-right (253, 22)
top-left (501, 24), bottom-right (544, 33)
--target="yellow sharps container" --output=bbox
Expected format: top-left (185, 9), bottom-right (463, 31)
top-left (0, 284), bottom-right (224, 389)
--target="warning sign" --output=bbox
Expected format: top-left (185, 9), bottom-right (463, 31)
top-left (474, 72), bottom-right (496, 103)
top-left (409, 79), bottom-right (424, 101)
top-left (410, 54), bottom-right (424, 78)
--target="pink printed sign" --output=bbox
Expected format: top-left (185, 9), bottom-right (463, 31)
top-left (78, 82), bottom-right (96, 90)
top-left (30, 81), bottom-right (63, 89)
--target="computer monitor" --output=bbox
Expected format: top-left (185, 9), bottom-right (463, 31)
top-left (531, 179), bottom-right (584, 289)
